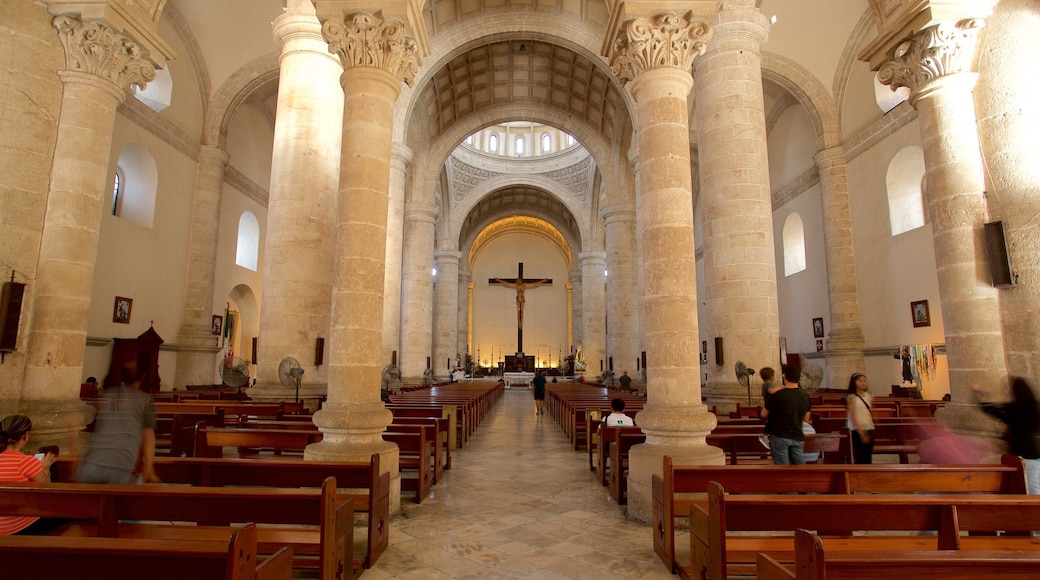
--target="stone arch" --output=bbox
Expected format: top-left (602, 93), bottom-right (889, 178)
top-left (761, 52), bottom-right (841, 150)
top-left (203, 53), bottom-right (280, 148)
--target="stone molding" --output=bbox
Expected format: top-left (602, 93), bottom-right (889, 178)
top-left (610, 12), bottom-right (713, 86)
top-left (321, 11), bottom-right (420, 86)
top-left (877, 19), bottom-right (985, 97)
top-left (53, 15), bottom-right (156, 91)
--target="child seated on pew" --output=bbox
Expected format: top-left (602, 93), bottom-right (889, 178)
top-left (603, 399), bottom-right (635, 427)
top-left (0, 414), bottom-right (62, 535)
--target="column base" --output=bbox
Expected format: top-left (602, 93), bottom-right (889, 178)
top-left (627, 408), bottom-right (723, 523)
top-left (19, 399), bottom-right (97, 456)
top-left (248, 381), bottom-right (327, 412)
top-left (308, 404), bottom-right (401, 513)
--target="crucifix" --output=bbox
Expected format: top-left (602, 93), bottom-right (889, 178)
top-left (489, 262), bottom-right (552, 355)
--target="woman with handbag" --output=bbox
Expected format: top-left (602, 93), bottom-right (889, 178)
top-left (846, 373), bottom-right (875, 464)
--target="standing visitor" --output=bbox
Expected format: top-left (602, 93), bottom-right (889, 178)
top-left (846, 373), bottom-right (875, 464)
top-left (761, 365), bottom-right (812, 465)
top-left (532, 371), bottom-right (547, 415)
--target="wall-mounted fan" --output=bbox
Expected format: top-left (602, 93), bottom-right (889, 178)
top-left (278, 356), bottom-right (305, 403)
top-left (735, 360), bottom-right (756, 405)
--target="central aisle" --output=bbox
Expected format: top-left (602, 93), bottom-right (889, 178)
top-left (366, 388), bottom-right (675, 579)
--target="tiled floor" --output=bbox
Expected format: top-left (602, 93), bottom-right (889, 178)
top-left (364, 389), bottom-right (676, 579)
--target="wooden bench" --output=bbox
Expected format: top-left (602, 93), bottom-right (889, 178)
top-left (652, 454), bottom-right (1028, 574)
top-left (384, 430), bottom-right (433, 503)
top-left (51, 453), bottom-right (390, 570)
top-left (607, 428), bottom-right (646, 504)
top-left (692, 481), bottom-right (1040, 580)
top-left (0, 478), bottom-right (357, 580)
top-left (0, 523), bottom-right (293, 580)
top-left (194, 425), bottom-right (323, 457)
top-left (757, 528), bottom-right (1040, 580)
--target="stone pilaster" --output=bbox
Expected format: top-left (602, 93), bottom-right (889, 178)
top-left (579, 251), bottom-right (607, 375)
top-left (813, 145), bottom-right (867, 389)
top-left (433, 250), bottom-right (462, 379)
top-left (602, 205), bottom-right (640, 379)
top-left (308, 10), bottom-right (422, 515)
top-left (694, 1), bottom-right (778, 405)
top-left (975, 0), bottom-right (1040, 380)
top-left (565, 281), bottom-right (575, 355)
top-left (874, 15), bottom-right (1005, 434)
top-left (399, 202), bottom-right (438, 383)
top-left (609, 9), bottom-right (723, 523)
top-left (21, 16), bottom-right (160, 451)
top-left (568, 271), bottom-right (582, 352)
top-left (174, 145), bottom-right (230, 389)
top-left (459, 272), bottom-right (472, 363)
top-left (382, 143), bottom-right (412, 366)
top-left (252, 3), bottom-right (342, 402)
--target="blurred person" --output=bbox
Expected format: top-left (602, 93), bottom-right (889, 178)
top-left (846, 373), bottom-right (875, 464)
top-left (978, 377), bottom-right (1040, 494)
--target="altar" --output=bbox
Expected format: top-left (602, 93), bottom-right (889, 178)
top-left (503, 371), bottom-right (534, 389)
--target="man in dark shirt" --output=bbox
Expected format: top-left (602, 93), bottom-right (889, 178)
top-left (618, 371), bottom-right (632, 392)
top-left (761, 365), bottom-right (812, 465)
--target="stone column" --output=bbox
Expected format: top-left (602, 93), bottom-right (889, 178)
top-left (602, 205), bottom-right (640, 379)
top-left (814, 145), bottom-right (867, 388)
top-left (399, 202), bottom-right (438, 383)
top-left (252, 2), bottom-right (343, 402)
top-left (20, 16), bottom-right (160, 451)
top-left (382, 143), bottom-right (412, 366)
top-left (695, 2), bottom-right (778, 404)
top-left (975, 0), bottom-right (1040, 379)
top-left (433, 250), bottom-right (461, 379)
top-left (609, 10), bottom-right (723, 523)
top-left (307, 12), bottom-right (421, 515)
top-left (569, 272), bottom-right (582, 352)
top-left (459, 273), bottom-right (472, 364)
top-left (872, 16), bottom-right (1005, 432)
top-left (579, 251), bottom-right (607, 375)
top-left (565, 282), bottom-right (575, 357)
top-left (173, 146), bottom-right (230, 389)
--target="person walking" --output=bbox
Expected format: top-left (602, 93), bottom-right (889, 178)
top-left (761, 365), bottom-right (811, 465)
top-left (532, 371), bottom-right (547, 415)
top-left (977, 376), bottom-right (1040, 494)
top-left (846, 373), bottom-right (875, 464)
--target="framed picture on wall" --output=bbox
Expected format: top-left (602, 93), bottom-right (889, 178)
top-left (212, 315), bottom-right (223, 336)
top-left (911, 299), bottom-right (931, 327)
top-left (816, 339), bottom-right (824, 352)
top-left (113, 296), bottom-right (132, 324)
top-left (812, 317), bottom-right (824, 338)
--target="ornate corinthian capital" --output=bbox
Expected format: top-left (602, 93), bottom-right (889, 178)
top-left (52, 15), bottom-right (156, 90)
top-left (610, 11), bottom-right (713, 86)
top-left (877, 19), bottom-right (985, 95)
top-left (321, 11), bottom-right (420, 86)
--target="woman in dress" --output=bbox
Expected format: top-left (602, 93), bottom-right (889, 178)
top-left (846, 373), bottom-right (875, 464)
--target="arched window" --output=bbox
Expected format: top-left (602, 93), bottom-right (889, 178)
top-left (111, 170), bottom-right (123, 215)
top-left (465, 134), bottom-right (473, 145)
top-left (236, 211), bottom-right (260, 271)
top-left (887, 146), bottom-right (927, 236)
top-left (541, 133), bottom-right (552, 154)
top-left (783, 213), bottom-right (806, 276)
top-left (566, 134), bottom-right (575, 147)
top-left (488, 133), bottom-right (499, 153)
top-left (874, 72), bottom-right (910, 114)
top-left (514, 135), bottom-right (524, 157)
top-left (133, 67), bottom-right (173, 113)
top-left (112, 143), bottom-right (158, 228)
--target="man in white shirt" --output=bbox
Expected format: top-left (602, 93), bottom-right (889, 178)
top-left (603, 398), bottom-right (635, 427)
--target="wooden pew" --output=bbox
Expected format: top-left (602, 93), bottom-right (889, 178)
top-left (194, 426), bottom-right (323, 457)
top-left (0, 478), bottom-right (356, 580)
top-left (607, 428), bottom-right (646, 504)
top-left (652, 454), bottom-right (1028, 574)
top-left (384, 430), bottom-right (433, 503)
top-left (757, 529), bottom-right (1040, 580)
top-left (692, 481), bottom-right (1040, 580)
top-left (50, 453), bottom-right (391, 570)
top-left (0, 523), bottom-right (293, 580)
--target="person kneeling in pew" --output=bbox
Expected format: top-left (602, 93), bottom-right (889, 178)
top-left (0, 414), bottom-right (64, 535)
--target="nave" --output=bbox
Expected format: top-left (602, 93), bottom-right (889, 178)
top-left (367, 388), bottom-right (673, 579)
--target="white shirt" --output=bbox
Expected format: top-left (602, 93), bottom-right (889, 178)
top-left (603, 412), bottom-right (634, 427)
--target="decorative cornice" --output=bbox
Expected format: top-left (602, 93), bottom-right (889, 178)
top-left (321, 11), bottom-right (420, 86)
top-left (610, 11), bottom-right (713, 86)
top-left (53, 15), bottom-right (155, 90)
top-left (877, 19), bottom-right (985, 97)
top-left (224, 165), bottom-right (269, 207)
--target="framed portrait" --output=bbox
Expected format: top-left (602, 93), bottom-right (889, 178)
top-left (113, 296), bottom-right (132, 324)
top-left (812, 317), bottom-right (824, 338)
top-left (212, 315), bottom-right (223, 336)
top-left (911, 299), bottom-right (931, 327)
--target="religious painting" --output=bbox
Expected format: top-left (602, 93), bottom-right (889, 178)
top-left (113, 296), bottom-right (132, 324)
top-left (812, 317), bottom-right (824, 338)
top-left (212, 315), bottom-right (223, 336)
top-left (816, 339), bottom-right (824, 352)
top-left (911, 300), bottom-right (931, 327)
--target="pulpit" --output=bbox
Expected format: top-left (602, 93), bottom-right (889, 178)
top-left (104, 326), bottom-right (164, 393)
